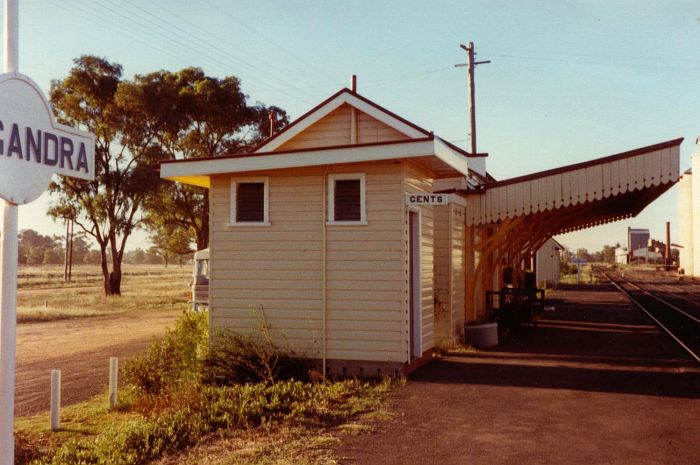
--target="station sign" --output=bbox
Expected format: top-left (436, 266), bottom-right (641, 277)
top-left (406, 193), bottom-right (450, 206)
top-left (0, 72), bottom-right (95, 205)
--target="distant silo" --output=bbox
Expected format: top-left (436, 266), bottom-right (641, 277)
top-left (679, 168), bottom-right (693, 275)
top-left (692, 140), bottom-right (700, 276)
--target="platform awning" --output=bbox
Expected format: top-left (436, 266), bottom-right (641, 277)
top-left (461, 138), bottom-right (682, 234)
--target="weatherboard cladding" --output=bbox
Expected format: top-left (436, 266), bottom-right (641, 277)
top-left (275, 104), bottom-right (409, 151)
top-left (210, 163), bottom-right (409, 363)
top-left (403, 162), bottom-right (435, 354)
top-left (432, 202), bottom-right (468, 345)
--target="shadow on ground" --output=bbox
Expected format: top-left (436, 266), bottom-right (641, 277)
top-left (415, 285), bottom-right (700, 399)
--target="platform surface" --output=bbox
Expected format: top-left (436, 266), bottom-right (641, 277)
top-left (336, 284), bottom-right (700, 465)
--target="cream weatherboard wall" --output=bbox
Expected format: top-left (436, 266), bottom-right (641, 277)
top-left (403, 162), bottom-right (435, 355)
top-left (325, 162), bottom-right (405, 363)
top-left (276, 104), bottom-right (409, 152)
top-left (450, 204), bottom-right (466, 341)
top-left (433, 202), bottom-right (466, 344)
top-left (209, 170), bottom-right (324, 356)
top-left (209, 161), bottom-right (411, 366)
top-left (433, 205), bottom-right (450, 343)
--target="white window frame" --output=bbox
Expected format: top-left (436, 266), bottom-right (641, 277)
top-left (327, 173), bottom-right (367, 225)
top-left (229, 177), bottom-right (270, 227)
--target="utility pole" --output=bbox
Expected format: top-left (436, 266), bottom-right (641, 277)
top-left (64, 218), bottom-right (69, 281)
top-left (63, 218), bottom-right (74, 282)
top-left (68, 219), bottom-right (73, 281)
top-left (455, 41), bottom-right (490, 154)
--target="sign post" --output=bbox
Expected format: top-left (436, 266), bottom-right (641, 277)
top-left (0, 1), bottom-right (95, 461)
top-left (0, 2), bottom-right (19, 461)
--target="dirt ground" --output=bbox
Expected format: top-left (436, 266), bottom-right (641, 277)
top-left (15, 308), bottom-right (182, 416)
top-left (336, 285), bottom-right (700, 465)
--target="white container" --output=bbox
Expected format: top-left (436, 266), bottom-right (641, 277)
top-left (465, 322), bottom-right (498, 347)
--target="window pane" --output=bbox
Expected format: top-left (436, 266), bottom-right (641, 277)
top-left (236, 182), bottom-right (265, 222)
top-left (334, 179), bottom-right (361, 221)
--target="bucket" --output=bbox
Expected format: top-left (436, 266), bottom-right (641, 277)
top-left (465, 322), bottom-right (498, 347)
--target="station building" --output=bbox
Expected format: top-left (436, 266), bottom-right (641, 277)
top-left (161, 86), bottom-right (682, 376)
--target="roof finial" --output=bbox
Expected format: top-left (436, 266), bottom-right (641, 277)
top-left (351, 74), bottom-right (357, 93)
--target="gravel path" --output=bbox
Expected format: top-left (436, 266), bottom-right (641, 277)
top-left (15, 309), bottom-right (182, 416)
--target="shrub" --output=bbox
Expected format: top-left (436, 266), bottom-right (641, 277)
top-left (124, 311), bottom-right (208, 396)
top-left (202, 330), bottom-right (312, 386)
top-left (38, 379), bottom-right (395, 465)
top-left (560, 263), bottom-right (579, 276)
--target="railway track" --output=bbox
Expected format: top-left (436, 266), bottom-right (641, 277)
top-left (605, 272), bottom-right (700, 364)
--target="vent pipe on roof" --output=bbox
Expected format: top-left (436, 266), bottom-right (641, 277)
top-left (350, 75), bottom-right (358, 144)
top-left (268, 110), bottom-right (274, 138)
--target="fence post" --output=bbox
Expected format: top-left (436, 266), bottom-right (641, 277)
top-left (109, 357), bottom-right (118, 409)
top-left (50, 369), bottom-right (61, 431)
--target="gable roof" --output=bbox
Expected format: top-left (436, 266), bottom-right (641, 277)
top-left (161, 87), bottom-right (490, 186)
top-left (254, 88), bottom-right (433, 152)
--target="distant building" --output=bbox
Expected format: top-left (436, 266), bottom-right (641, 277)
top-left (627, 228), bottom-right (650, 263)
top-left (615, 247), bottom-right (628, 264)
top-left (631, 247), bottom-right (663, 264)
top-left (535, 238), bottom-right (562, 286)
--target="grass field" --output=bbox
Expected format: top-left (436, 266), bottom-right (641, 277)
top-left (17, 265), bottom-right (192, 323)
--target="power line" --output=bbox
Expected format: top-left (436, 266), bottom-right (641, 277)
top-left (200, 0), bottom-right (337, 83)
top-left (129, 0), bottom-right (320, 101)
top-left (483, 51), bottom-right (700, 71)
top-left (45, 0), bottom-right (185, 64)
top-left (87, 0), bottom-right (317, 104)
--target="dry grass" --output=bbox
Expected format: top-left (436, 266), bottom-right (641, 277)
top-left (559, 263), bottom-right (601, 285)
top-left (17, 265), bottom-right (191, 323)
top-left (152, 426), bottom-right (342, 465)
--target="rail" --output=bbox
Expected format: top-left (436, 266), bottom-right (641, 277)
top-left (605, 273), bottom-right (700, 364)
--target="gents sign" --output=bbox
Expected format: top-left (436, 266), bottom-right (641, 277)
top-left (406, 193), bottom-right (449, 206)
top-left (0, 73), bottom-right (95, 204)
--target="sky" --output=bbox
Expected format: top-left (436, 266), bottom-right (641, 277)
top-left (2, 0), bottom-right (700, 253)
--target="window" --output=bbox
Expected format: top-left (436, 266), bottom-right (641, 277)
top-left (230, 177), bottom-right (269, 225)
top-left (328, 173), bottom-right (366, 224)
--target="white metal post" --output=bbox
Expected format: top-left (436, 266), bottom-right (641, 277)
top-left (109, 357), bottom-right (118, 408)
top-left (50, 369), bottom-right (61, 431)
top-left (1, 1), bottom-right (19, 462)
top-left (3, 0), bottom-right (17, 73)
top-left (0, 202), bottom-right (18, 463)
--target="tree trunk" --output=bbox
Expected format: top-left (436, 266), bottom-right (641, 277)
top-left (99, 244), bottom-right (113, 296)
top-left (195, 191), bottom-right (209, 250)
top-left (99, 241), bottom-right (123, 296)
top-left (109, 248), bottom-right (122, 296)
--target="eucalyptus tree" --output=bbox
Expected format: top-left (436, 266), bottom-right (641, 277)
top-left (120, 67), bottom-right (289, 251)
top-left (48, 56), bottom-right (161, 295)
top-left (49, 58), bottom-right (288, 296)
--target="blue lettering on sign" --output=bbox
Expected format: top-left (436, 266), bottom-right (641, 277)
top-left (0, 119), bottom-right (89, 173)
top-left (26, 127), bottom-right (42, 163)
top-left (60, 137), bottom-right (74, 170)
top-left (76, 144), bottom-right (88, 172)
top-left (8, 123), bottom-right (23, 159)
top-left (43, 132), bottom-right (58, 166)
